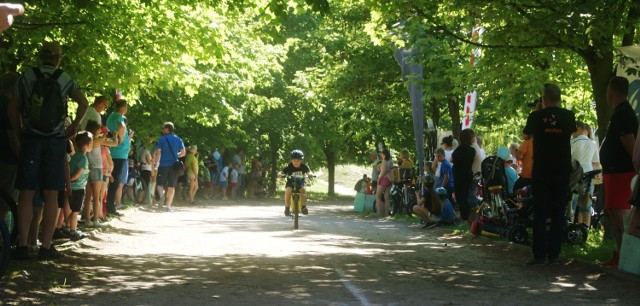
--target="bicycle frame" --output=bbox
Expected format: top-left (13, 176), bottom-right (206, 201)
top-left (289, 176), bottom-right (306, 230)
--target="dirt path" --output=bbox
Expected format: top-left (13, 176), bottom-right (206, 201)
top-left (2, 198), bottom-right (639, 305)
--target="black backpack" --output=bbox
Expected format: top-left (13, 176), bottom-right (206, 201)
top-left (27, 68), bottom-right (66, 134)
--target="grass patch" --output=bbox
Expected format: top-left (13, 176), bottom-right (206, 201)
top-left (561, 229), bottom-right (616, 264)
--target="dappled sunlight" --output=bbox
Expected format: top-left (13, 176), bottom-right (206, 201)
top-left (3, 201), bottom-right (640, 305)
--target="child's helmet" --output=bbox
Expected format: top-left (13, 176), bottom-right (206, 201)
top-left (422, 174), bottom-right (434, 187)
top-left (497, 146), bottom-right (510, 161)
top-left (290, 149), bottom-right (304, 159)
top-left (435, 187), bottom-right (448, 198)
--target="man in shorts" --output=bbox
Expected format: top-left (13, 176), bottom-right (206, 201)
top-left (599, 76), bottom-right (638, 268)
top-left (152, 122), bottom-right (185, 212)
top-left (10, 41), bottom-right (89, 259)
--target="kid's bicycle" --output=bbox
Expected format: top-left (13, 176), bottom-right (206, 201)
top-left (282, 175), bottom-right (315, 230)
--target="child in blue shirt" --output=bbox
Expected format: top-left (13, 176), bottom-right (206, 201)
top-left (68, 131), bottom-right (93, 240)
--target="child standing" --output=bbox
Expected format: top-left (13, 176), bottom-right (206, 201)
top-left (220, 161), bottom-right (231, 200)
top-left (201, 160), bottom-right (213, 199)
top-left (230, 163), bottom-right (239, 200)
top-left (68, 131), bottom-right (93, 240)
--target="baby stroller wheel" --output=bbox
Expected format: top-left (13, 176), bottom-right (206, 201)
top-left (564, 223), bottom-right (588, 245)
top-left (508, 225), bottom-right (529, 245)
top-left (470, 219), bottom-right (482, 236)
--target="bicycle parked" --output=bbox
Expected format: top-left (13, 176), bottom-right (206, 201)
top-left (122, 159), bottom-right (146, 205)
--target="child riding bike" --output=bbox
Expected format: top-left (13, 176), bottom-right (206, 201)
top-left (280, 150), bottom-right (314, 217)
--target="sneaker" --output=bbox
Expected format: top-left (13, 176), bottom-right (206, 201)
top-left (38, 245), bottom-right (61, 260)
top-left (83, 220), bottom-right (94, 227)
top-left (12, 246), bottom-right (29, 260)
top-left (108, 211), bottom-right (124, 217)
top-left (90, 220), bottom-right (107, 228)
top-left (52, 228), bottom-right (71, 240)
top-left (284, 206), bottom-right (290, 217)
top-left (164, 207), bottom-right (173, 212)
top-left (526, 258), bottom-right (545, 266)
top-left (600, 251), bottom-right (619, 268)
top-left (69, 230), bottom-right (88, 241)
top-left (301, 206), bottom-right (308, 215)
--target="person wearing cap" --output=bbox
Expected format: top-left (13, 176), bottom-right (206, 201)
top-left (523, 83), bottom-right (576, 266)
top-left (185, 145), bottom-right (199, 204)
top-left (153, 122), bottom-right (186, 212)
top-left (9, 40), bottom-right (90, 260)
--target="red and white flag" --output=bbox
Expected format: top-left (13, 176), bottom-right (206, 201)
top-left (462, 91), bottom-right (477, 130)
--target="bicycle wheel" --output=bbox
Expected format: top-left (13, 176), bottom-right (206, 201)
top-left (0, 190), bottom-right (18, 246)
top-left (0, 220), bottom-right (9, 278)
top-left (134, 177), bottom-right (146, 204)
top-left (292, 194), bottom-right (299, 230)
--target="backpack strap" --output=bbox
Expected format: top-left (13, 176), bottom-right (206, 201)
top-left (50, 68), bottom-right (63, 80)
top-left (33, 67), bottom-right (44, 79)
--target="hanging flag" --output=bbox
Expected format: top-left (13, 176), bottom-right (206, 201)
top-left (394, 47), bottom-right (425, 176)
top-left (462, 91), bottom-right (477, 130)
top-left (461, 24), bottom-right (483, 130)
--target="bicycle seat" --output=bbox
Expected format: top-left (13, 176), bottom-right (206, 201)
top-left (582, 169), bottom-right (602, 180)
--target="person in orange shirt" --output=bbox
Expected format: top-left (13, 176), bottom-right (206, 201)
top-left (514, 135), bottom-right (533, 193)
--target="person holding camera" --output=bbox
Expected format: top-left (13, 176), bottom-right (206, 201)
top-left (152, 122), bottom-right (185, 212)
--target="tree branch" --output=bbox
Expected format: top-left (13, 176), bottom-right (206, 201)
top-left (411, 4), bottom-right (565, 50)
top-left (11, 20), bottom-right (88, 29)
top-left (622, 0), bottom-right (640, 46)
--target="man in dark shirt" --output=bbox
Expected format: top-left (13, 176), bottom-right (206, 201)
top-left (523, 84), bottom-right (576, 265)
top-left (452, 128), bottom-right (477, 224)
top-left (0, 72), bottom-right (20, 205)
top-left (599, 76), bottom-right (638, 268)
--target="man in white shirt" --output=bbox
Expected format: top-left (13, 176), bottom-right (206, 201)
top-left (570, 121), bottom-right (600, 225)
top-left (79, 96), bottom-right (108, 131)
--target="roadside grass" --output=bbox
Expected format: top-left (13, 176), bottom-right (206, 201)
top-left (561, 229), bottom-right (616, 264)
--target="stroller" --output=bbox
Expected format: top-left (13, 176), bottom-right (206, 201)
top-left (471, 152), bottom-right (531, 244)
top-left (563, 165), bottom-right (602, 244)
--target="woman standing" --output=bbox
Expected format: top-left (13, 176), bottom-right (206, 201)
top-left (185, 145), bottom-right (199, 204)
top-left (376, 149), bottom-right (393, 217)
top-left (139, 140), bottom-right (154, 202)
top-left (452, 129), bottom-right (477, 224)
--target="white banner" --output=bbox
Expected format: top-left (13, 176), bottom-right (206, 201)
top-left (617, 46), bottom-right (640, 114)
top-left (462, 91), bottom-right (477, 130)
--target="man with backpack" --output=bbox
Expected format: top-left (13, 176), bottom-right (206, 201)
top-left (9, 41), bottom-right (89, 260)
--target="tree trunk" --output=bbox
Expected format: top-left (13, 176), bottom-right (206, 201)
top-left (580, 47), bottom-right (614, 142)
top-left (448, 96), bottom-right (461, 140)
top-left (324, 145), bottom-right (336, 197)
top-left (267, 134), bottom-right (280, 196)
